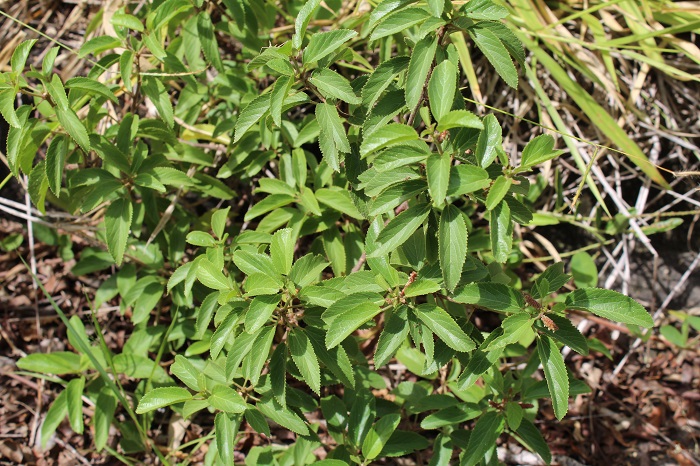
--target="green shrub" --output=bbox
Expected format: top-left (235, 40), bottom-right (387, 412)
top-left (2, 0), bottom-right (653, 464)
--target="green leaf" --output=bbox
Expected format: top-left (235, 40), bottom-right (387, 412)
top-left (316, 102), bottom-right (350, 171)
top-left (136, 387), bottom-right (193, 413)
top-left (215, 412), bottom-right (241, 465)
top-left (362, 413), bottom-right (402, 460)
top-left (142, 77), bottom-right (173, 129)
top-left (367, 203), bottom-right (430, 258)
top-left (258, 396), bottom-right (310, 435)
top-left (112, 11), bottom-right (143, 31)
top-left (65, 377), bottom-right (85, 434)
top-left (428, 0), bottom-right (445, 17)
top-left (289, 329), bottom-right (321, 395)
top-left (28, 161), bottom-right (49, 214)
top-left (104, 198), bottom-right (132, 266)
top-left (303, 29), bottom-right (357, 64)
top-left (244, 193), bottom-right (295, 221)
top-left (513, 418), bottom-right (552, 465)
top-left (538, 314), bottom-right (589, 356)
top-left (94, 389), bottom-right (117, 451)
top-left (245, 294), bottom-right (280, 334)
top-left (420, 403), bottom-right (480, 429)
top-left (485, 313), bottom-right (534, 350)
top-left (234, 93), bottom-right (271, 143)
top-left (208, 385), bottom-right (247, 413)
top-left (310, 68), bottom-right (361, 104)
top-left (269, 343), bottom-right (287, 406)
top-left (452, 283), bottom-right (525, 313)
top-left (362, 56), bottom-right (410, 109)
top-left (428, 60), bottom-right (457, 122)
top-left (225, 329), bottom-right (259, 381)
top-left (427, 153), bottom-right (451, 208)
top-left (490, 200), bottom-right (512, 263)
top-left (413, 304), bottom-right (475, 352)
top-left (0, 88), bottom-right (21, 128)
top-left (316, 188), bottom-right (364, 219)
top-left (468, 24), bottom-right (518, 88)
top-left (570, 252), bottom-right (598, 288)
top-left (270, 75), bottom-right (292, 127)
top-left (171, 355), bottom-right (201, 392)
top-left (374, 305), bottom-right (410, 368)
top-left (196, 258), bottom-right (231, 290)
top-left (242, 325), bottom-right (276, 386)
top-left (293, 0), bottom-right (322, 50)
top-left (360, 123), bottom-right (419, 157)
top-left (55, 106), bottom-right (90, 152)
top-left (78, 36), bottom-right (122, 58)
top-left (475, 114), bottom-right (501, 168)
top-left (325, 296), bottom-right (382, 349)
top-left (211, 207), bottom-right (230, 239)
top-left (270, 228), bottom-right (294, 275)
top-left (65, 77), bottom-right (118, 103)
top-left (461, 411), bottom-right (504, 466)
top-left (233, 250), bottom-right (278, 278)
top-left (519, 134), bottom-right (564, 169)
top-left (405, 35), bottom-right (437, 111)
top-left (186, 231), bottom-right (217, 247)
top-left (439, 205), bottom-right (467, 292)
top-left (565, 288), bottom-right (653, 328)
top-left (120, 50), bottom-right (134, 92)
top-left (463, 0), bottom-right (509, 20)
top-left (41, 390), bottom-right (67, 448)
top-left (245, 408), bottom-right (271, 437)
top-left (197, 11), bottom-right (223, 71)
top-left (485, 175), bottom-right (512, 211)
top-left (436, 109), bottom-right (483, 132)
top-left (11, 39), bottom-right (37, 72)
top-left (289, 253), bottom-right (329, 287)
top-left (371, 7), bottom-right (431, 41)
top-left (380, 430), bottom-right (430, 457)
top-left (322, 227), bottom-right (346, 277)
top-left (537, 336), bottom-right (569, 420)
top-left (446, 164), bottom-right (491, 196)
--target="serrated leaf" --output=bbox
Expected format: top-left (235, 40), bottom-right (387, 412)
top-left (565, 288), bottom-right (653, 328)
top-left (485, 175), bottom-right (512, 210)
top-left (485, 313), bottom-right (534, 350)
top-left (439, 204), bottom-right (467, 292)
top-left (461, 411), bottom-right (505, 466)
top-left (374, 305), bottom-right (409, 367)
top-left (197, 11), bottom-right (223, 71)
top-left (427, 153), bottom-right (451, 208)
top-left (452, 283), bottom-right (525, 312)
top-left (104, 198), bottom-right (132, 266)
top-left (208, 385), bottom-right (247, 413)
top-left (234, 93), bottom-right (271, 143)
top-left (0, 88), bottom-right (21, 128)
top-left (428, 60), bottom-right (457, 122)
top-left (258, 396), bottom-right (309, 435)
top-left (136, 387), bottom-right (192, 413)
top-left (270, 75), bottom-right (292, 127)
top-left (371, 7), bottom-right (431, 41)
top-left (269, 343), bottom-right (287, 407)
top-left (367, 203), bottom-right (430, 258)
top-left (244, 193), bottom-right (295, 222)
top-left (519, 134), bottom-right (565, 169)
top-left (215, 412), bottom-right (241, 465)
top-left (490, 200), bottom-right (512, 263)
top-left (232, 250), bottom-right (278, 278)
top-left (531, 262), bottom-right (571, 299)
top-left (310, 68), bottom-right (361, 104)
top-left (45, 135), bottom-right (68, 196)
top-left (303, 29), bottom-right (357, 64)
top-left (475, 114), bottom-right (501, 168)
top-left (289, 253), bottom-right (329, 287)
top-left (325, 298), bottom-right (382, 349)
top-left (316, 188), bottom-right (364, 219)
top-left (293, 0), bottom-right (322, 50)
top-left (245, 294), bottom-right (280, 334)
top-left (196, 258), bottom-right (230, 290)
top-left (537, 336), bottom-right (569, 420)
top-left (446, 164), bottom-right (491, 196)
top-left (362, 413), bottom-right (402, 460)
top-left (436, 109), bottom-right (483, 132)
top-left (538, 314), bottom-right (589, 356)
top-left (171, 355), bottom-right (201, 391)
top-left (142, 77), bottom-right (173, 128)
top-left (405, 35), bottom-right (437, 111)
top-left (413, 303), bottom-right (475, 352)
top-left (514, 418), bottom-right (552, 465)
top-left (360, 123), bottom-right (419, 157)
top-left (289, 329), bottom-right (321, 395)
top-left (56, 106), bottom-right (90, 152)
top-left (270, 228), bottom-right (294, 275)
top-left (469, 24), bottom-right (518, 88)
top-left (65, 77), bottom-right (118, 103)
top-left (11, 39), bottom-right (37, 72)
top-left (362, 56), bottom-right (410, 109)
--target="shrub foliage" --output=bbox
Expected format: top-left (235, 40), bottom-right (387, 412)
top-left (2, 0), bottom-right (653, 464)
